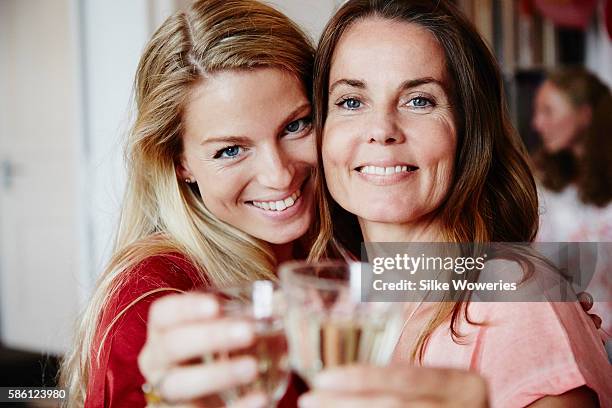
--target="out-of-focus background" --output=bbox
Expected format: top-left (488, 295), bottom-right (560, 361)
top-left (0, 0), bottom-right (610, 390)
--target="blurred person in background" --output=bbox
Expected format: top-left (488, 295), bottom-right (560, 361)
top-left (532, 67), bottom-right (612, 345)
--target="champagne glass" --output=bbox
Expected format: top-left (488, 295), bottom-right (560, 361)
top-left (279, 260), bottom-right (404, 386)
top-left (203, 280), bottom-right (289, 406)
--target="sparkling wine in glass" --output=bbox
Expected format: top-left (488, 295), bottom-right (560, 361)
top-left (279, 260), bottom-right (404, 386)
top-left (203, 280), bottom-right (290, 406)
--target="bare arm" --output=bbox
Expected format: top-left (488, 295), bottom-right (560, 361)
top-left (528, 386), bottom-right (599, 408)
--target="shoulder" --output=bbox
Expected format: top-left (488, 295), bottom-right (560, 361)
top-left (86, 253), bottom-right (206, 407)
top-left (109, 252), bottom-right (207, 307)
top-left (126, 252), bottom-right (206, 290)
top-left (470, 301), bottom-right (612, 408)
top-left (98, 252), bottom-right (207, 341)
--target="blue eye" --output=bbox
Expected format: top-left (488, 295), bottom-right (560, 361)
top-left (285, 118), bottom-right (311, 134)
top-left (214, 145), bottom-right (242, 159)
top-left (338, 98), bottom-right (362, 110)
top-left (408, 97), bottom-right (434, 108)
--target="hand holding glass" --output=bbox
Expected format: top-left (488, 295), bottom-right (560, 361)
top-left (280, 260), bottom-right (404, 386)
top-left (203, 280), bottom-right (289, 406)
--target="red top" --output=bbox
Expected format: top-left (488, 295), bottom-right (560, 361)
top-left (85, 253), bottom-right (305, 407)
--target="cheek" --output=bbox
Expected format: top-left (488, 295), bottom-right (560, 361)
top-left (321, 137), bottom-right (350, 212)
top-left (412, 123), bottom-right (456, 197)
top-left (301, 136), bottom-right (319, 167)
top-left (412, 119), bottom-right (456, 166)
top-left (322, 124), bottom-right (345, 173)
top-left (547, 114), bottom-right (580, 148)
top-left (322, 143), bottom-right (341, 195)
top-left (197, 170), bottom-right (244, 214)
top-left (285, 135), bottom-right (318, 168)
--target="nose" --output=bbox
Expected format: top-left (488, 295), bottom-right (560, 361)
top-left (365, 109), bottom-right (406, 145)
top-left (255, 143), bottom-right (295, 190)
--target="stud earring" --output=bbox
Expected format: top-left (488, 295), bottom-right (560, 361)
top-left (185, 178), bottom-right (194, 183)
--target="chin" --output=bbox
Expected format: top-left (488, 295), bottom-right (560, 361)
top-left (256, 223), bottom-right (309, 245)
top-left (352, 203), bottom-right (419, 224)
top-left (543, 141), bottom-right (566, 153)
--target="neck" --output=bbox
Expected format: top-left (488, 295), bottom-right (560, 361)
top-left (359, 216), bottom-right (443, 243)
top-left (270, 241), bottom-right (295, 264)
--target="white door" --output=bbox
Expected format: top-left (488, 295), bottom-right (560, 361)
top-left (0, 0), bottom-right (82, 355)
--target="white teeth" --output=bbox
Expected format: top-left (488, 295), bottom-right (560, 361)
top-left (251, 189), bottom-right (301, 212)
top-left (359, 165), bottom-right (415, 175)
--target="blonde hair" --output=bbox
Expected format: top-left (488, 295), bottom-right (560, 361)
top-left (59, 1), bottom-right (314, 405)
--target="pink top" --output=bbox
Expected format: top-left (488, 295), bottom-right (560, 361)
top-left (394, 300), bottom-right (612, 407)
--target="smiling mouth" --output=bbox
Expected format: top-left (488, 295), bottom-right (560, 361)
top-left (249, 189), bottom-right (302, 212)
top-left (355, 165), bottom-right (419, 175)
top-left (244, 173), bottom-right (311, 214)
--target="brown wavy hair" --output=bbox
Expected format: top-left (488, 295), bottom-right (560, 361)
top-left (534, 68), bottom-right (612, 207)
top-left (308, 0), bottom-right (539, 362)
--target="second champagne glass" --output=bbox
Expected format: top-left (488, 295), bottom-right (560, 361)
top-left (279, 260), bottom-right (404, 386)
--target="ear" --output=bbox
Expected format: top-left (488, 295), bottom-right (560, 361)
top-left (176, 155), bottom-right (195, 183)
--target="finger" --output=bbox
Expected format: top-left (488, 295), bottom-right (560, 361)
top-left (148, 293), bottom-right (220, 331)
top-left (313, 365), bottom-right (486, 402)
top-left (590, 313), bottom-right (603, 329)
top-left (312, 365), bottom-right (420, 393)
top-left (160, 357), bottom-right (258, 403)
top-left (299, 391), bottom-right (407, 408)
top-left (228, 392), bottom-right (269, 408)
top-left (577, 292), bottom-right (594, 312)
top-left (159, 318), bottom-right (254, 364)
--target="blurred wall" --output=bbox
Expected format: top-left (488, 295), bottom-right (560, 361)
top-left (268, 0), bottom-right (340, 42)
top-left (586, 1), bottom-right (612, 88)
top-left (0, 0), bottom-right (82, 354)
top-left (0, 0), bottom-right (339, 355)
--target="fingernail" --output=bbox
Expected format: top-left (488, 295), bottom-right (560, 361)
top-left (229, 322), bottom-right (253, 342)
top-left (196, 297), bottom-right (218, 316)
top-left (234, 357), bottom-right (258, 381)
top-left (245, 393), bottom-right (268, 408)
top-left (313, 371), bottom-right (336, 388)
top-left (298, 394), bottom-right (315, 408)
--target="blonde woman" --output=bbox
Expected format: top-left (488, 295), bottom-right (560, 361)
top-left (59, 1), bottom-right (316, 407)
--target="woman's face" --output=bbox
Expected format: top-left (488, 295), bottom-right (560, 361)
top-left (179, 68), bottom-right (316, 245)
top-left (532, 81), bottom-right (586, 153)
top-left (323, 18), bottom-right (457, 226)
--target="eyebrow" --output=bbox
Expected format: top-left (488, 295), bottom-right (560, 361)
top-left (199, 102), bottom-right (312, 146)
top-left (399, 77), bottom-right (446, 91)
top-left (329, 77), bottom-right (446, 94)
top-left (200, 135), bottom-right (252, 146)
top-left (329, 79), bottom-right (366, 94)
